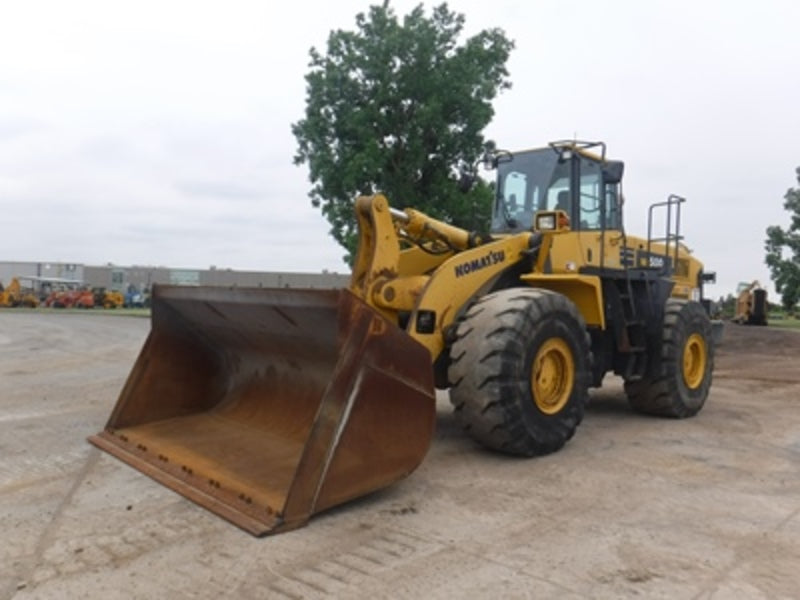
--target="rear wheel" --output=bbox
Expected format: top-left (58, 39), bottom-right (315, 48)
top-left (448, 288), bottom-right (592, 456)
top-left (625, 299), bottom-right (714, 417)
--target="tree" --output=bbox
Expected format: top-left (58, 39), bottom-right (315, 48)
top-left (292, 1), bottom-right (514, 264)
top-left (765, 167), bottom-right (800, 312)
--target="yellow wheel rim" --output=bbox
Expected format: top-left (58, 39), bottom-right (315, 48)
top-left (531, 338), bottom-right (574, 415)
top-left (682, 333), bottom-right (707, 389)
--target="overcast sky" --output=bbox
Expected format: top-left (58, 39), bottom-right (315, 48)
top-left (1, 0), bottom-right (799, 298)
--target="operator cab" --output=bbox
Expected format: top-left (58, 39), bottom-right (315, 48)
top-left (489, 141), bottom-right (624, 235)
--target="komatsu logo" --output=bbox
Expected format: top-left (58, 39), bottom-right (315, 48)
top-left (454, 250), bottom-right (506, 278)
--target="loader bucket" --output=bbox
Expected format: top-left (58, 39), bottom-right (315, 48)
top-left (89, 285), bottom-right (435, 536)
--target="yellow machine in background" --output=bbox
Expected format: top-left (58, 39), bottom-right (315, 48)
top-left (91, 140), bottom-right (718, 535)
top-left (733, 281), bottom-right (768, 325)
top-left (0, 277), bottom-right (40, 308)
top-left (94, 288), bottom-right (124, 309)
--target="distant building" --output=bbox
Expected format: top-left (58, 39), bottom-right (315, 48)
top-left (0, 261), bottom-right (83, 286)
top-left (0, 261), bottom-right (350, 295)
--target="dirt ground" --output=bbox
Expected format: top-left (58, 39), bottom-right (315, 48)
top-left (1, 312), bottom-right (799, 599)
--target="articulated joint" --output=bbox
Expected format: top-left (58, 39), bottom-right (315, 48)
top-left (521, 232), bottom-right (544, 257)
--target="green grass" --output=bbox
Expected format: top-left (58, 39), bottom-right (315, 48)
top-left (769, 318), bottom-right (800, 330)
top-left (94, 308), bottom-right (151, 318)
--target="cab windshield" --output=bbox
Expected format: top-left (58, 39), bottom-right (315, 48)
top-left (491, 149), bottom-right (568, 233)
top-left (491, 148), bottom-right (622, 233)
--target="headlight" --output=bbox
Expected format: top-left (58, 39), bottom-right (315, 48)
top-left (536, 214), bottom-right (556, 231)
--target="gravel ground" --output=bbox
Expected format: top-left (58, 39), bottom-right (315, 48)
top-left (1, 311), bottom-right (799, 599)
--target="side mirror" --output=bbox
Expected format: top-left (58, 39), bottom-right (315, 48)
top-left (602, 160), bottom-right (624, 184)
top-left (482, 148), bottom-right (513, 170)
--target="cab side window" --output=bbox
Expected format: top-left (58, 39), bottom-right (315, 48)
top-left (577, 159), bottom-right (622, 231)
top-left (578, 161), bottom-right (603, 229)
top-left (604, 182), bottom-right (622, 230)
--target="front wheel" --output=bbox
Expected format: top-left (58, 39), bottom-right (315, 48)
top-left (448, 288), bottom-right (592, 456)
top-left (625, 299), bottom-right (714, 418)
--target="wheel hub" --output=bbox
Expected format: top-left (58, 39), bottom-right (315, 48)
top-left (531, 337), bottom-right (574, 415)
top-left (682, 333), bottom-right (707, 389)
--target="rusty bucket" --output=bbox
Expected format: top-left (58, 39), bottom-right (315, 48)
top-left (89, 285), bottom-right (435, 535)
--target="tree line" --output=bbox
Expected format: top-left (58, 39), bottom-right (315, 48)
top-left (765, 168), bottom-right (800, 313)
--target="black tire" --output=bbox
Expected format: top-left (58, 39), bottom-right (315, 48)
top-left (447, 288), bottom-right (592, 456)
top-left (625, 299), bottom-right (714, 418)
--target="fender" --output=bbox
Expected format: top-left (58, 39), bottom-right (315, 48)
top-left (519, 273), bottom-right (605, 329)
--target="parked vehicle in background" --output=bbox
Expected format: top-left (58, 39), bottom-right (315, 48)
top-left (0, 277), bottom-right (39, 308)
top-left (733, 281), bottom-right (768, 326)
top-left (73, 289), bottom-right (96, 309)
top-left (45, 286), bottom-right (95, 308)
top-left (124, 284), bottom-right (146, 308)
top-left (93, 287), bottom-right (124, 309)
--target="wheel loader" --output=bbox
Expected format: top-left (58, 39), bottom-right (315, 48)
top-left (90, 140), bottom-right (718, 536)
top-left (733, 280), bottom-right (768, 325)
top-left (0, 277), bottom-right (40, 308)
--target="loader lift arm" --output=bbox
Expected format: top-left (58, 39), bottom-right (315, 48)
top-left (350, 194), bottom-right (541, 361)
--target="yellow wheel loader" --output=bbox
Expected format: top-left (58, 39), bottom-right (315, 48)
top-left (90, 140), bottom-right (719, 535)
top-left (0, 277), bottom-right (40, 308)
top-left (733, 280), bottom-right (768, 325)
